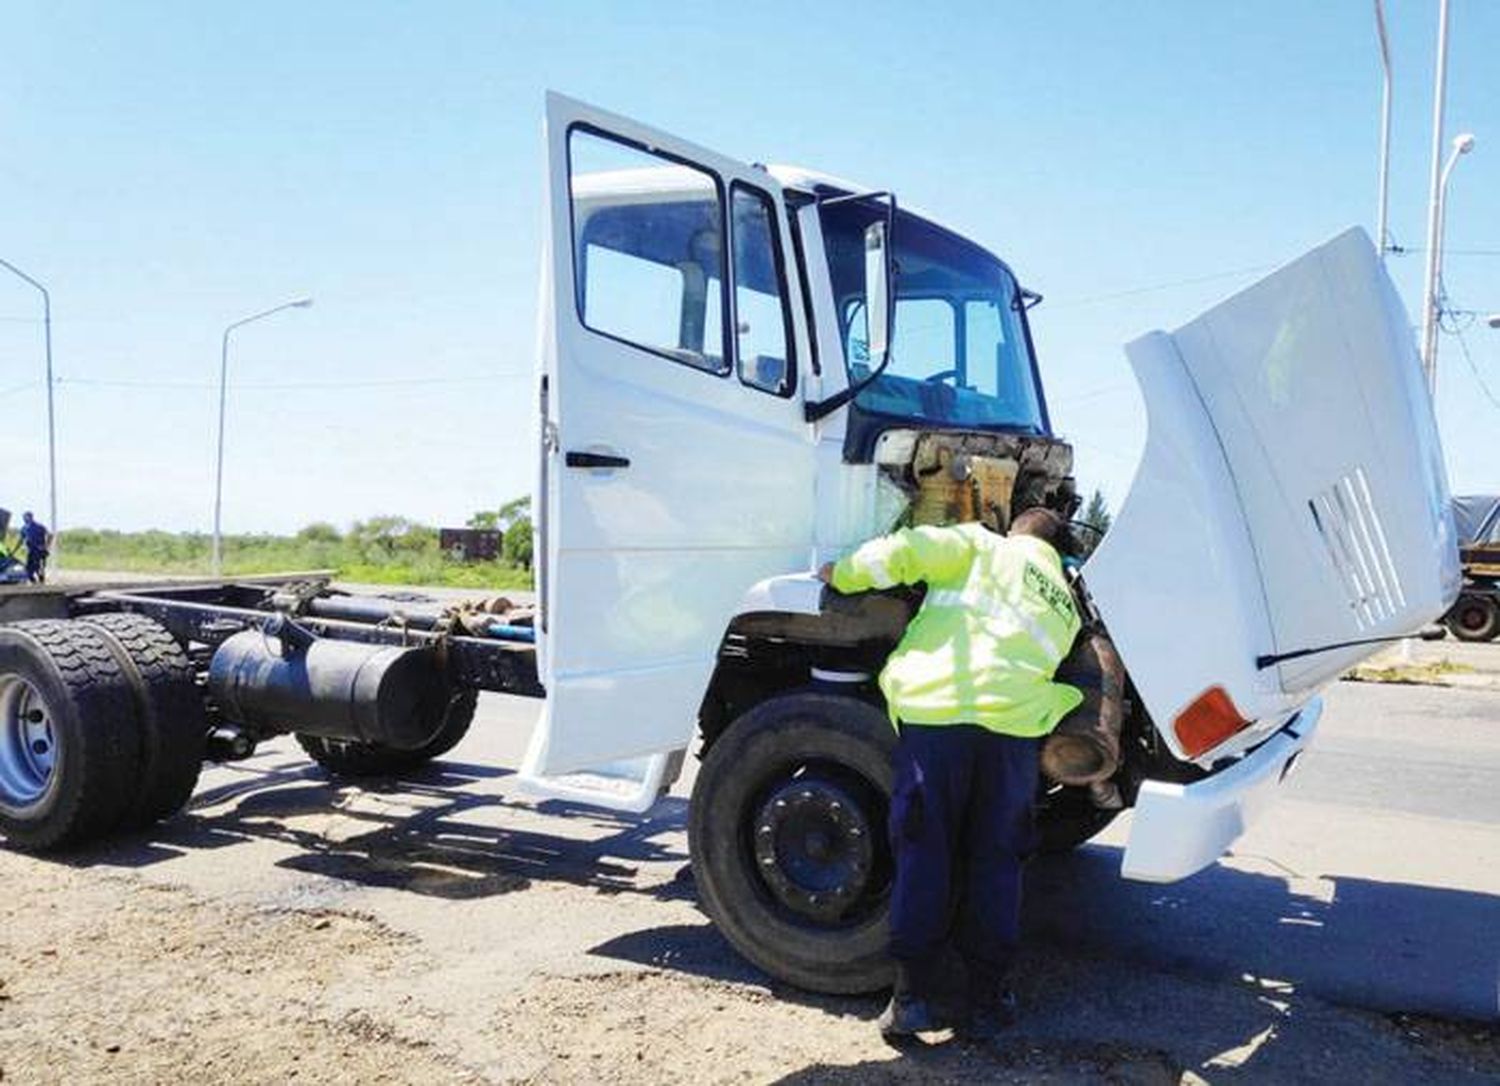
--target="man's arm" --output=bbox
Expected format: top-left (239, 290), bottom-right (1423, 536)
top-left (825, 525), bottom-right (974, 593)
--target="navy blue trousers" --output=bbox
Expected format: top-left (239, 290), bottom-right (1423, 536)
top-left (887, 722), bottom-right (1039, 995)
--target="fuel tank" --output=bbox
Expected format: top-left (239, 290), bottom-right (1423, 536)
top-left (208, 629), bottom-right (451, 750)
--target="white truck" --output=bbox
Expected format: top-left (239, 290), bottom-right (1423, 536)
top-left (0, 94), bottom-right (1459, 995)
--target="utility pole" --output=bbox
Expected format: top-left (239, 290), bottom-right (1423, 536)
top-left (0, 257), bottom-right (59, 567)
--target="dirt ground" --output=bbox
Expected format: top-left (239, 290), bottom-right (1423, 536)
top-left (2, 847), bottom-right (1495, 1085)
top-left (3, 670), bottom-right (1498, 1084)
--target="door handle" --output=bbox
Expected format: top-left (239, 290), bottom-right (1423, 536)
top-left (565, 450), bottom-right (631, 470)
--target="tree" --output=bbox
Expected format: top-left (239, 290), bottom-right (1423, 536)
top-left (496, 496), bottom-right (530, 530)
top-left (296, 522), bottom-right (342, 544)
top-left (467, 496), bottom-right (530, 534)
top-left (1079, 489), bottom-right (1112, 558)
top-left (503, 515), bottom-right (533, 570)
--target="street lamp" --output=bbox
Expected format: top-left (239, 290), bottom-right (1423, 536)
top-left (212, 297), bottom-right (313, 575)
top-left (0, 258), bottom-right (58, 568)
top-left (1419, 132), bottom-right (1475, 391)
top-left (1373, 0), bottom-right (1394, 256)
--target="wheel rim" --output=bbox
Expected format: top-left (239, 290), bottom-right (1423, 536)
top-left (749, 767), bottom-right (886, 926)
top-left (0, 675), bottom-right (56, 806)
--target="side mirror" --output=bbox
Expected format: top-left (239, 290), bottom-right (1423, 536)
top-left (864, 220), bottom-right (891, 368)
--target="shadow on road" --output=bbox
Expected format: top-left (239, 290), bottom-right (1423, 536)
top-left (60, 755), bottom-right (693, 903)
top-left (1024, 844), bottom-right (1500, 1022)
top-left (593, 845), bottom-right (1499, 1081)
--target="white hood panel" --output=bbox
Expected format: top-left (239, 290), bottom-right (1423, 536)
top-left (1086, 228), bottom-right (1459, 758)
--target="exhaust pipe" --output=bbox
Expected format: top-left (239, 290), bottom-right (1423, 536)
top-left (1042, 632), bottom-right (1125, 789)
top-left (207, 619), bottom-right (451, 750)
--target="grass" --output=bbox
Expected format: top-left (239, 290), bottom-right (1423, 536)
top-left (1346, 657), bottom-right (1477, 686)
top-left (54, 524), bottom-right (534, 591)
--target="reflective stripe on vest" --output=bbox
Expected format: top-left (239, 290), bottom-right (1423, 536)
top-left (924, 586), bottom-right (1066, 665)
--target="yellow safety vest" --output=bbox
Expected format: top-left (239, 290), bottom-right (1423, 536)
top-left (831, 523), bottom-right (1083, 737)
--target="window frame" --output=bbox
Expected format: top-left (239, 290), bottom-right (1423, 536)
top-left (728, 180), bottom-right (797, 399)
top-left (565, 122), bottom-right (732, 378)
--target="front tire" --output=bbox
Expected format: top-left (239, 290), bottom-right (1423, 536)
top-left (297, 689), bottom-right (478, 777)
top-left (1036, 784), bottom-right (1121, 853)
top-left (689, 692), bottom-right (897, 995)
top-left (0, 620), bottom-right (142, 851)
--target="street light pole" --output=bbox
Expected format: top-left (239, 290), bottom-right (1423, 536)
top-left (1419, 132), bottom-right (1475, 393)
top-left (1373, 0), bottom-right (1393, 256)
top-left (0, 257), bottom-right (59, 567)
top-left (1419, 0), bottom-right (1455, 392)
top-left (212, 297), bottom-right (313, 575)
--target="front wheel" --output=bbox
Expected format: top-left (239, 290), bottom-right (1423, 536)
top-left (1036, 784), bottom-right (1121, 853)
top-left (689, 692), bottom-right (897, 995)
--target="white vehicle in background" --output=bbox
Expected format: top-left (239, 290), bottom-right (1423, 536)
top-left (0, 94), bottom-right (1459, 996)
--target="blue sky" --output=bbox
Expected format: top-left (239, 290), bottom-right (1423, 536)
top-left (1, 1), bottom-right (1496, 534)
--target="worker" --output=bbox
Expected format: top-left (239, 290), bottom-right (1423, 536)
top-left (818, 507), bottom-right (1082, 1039)
top-left (19, 511), bottom-right (50, 584)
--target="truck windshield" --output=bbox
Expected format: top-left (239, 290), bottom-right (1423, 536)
top-left (819, 200), bottom-right (1046, 433)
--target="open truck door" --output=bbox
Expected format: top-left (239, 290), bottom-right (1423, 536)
top-left (523, 94), bottom-right (815, 810)
top-left (1084, 227), bottom-right (1461, 880)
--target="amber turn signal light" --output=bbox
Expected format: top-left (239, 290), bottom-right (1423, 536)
top-left (1173, 685), bottom-right (1250, 759)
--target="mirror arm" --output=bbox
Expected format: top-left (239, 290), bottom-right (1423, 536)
top-left (804, 353), bottom-right (892, 422)
top-left (804, 191), bottom-right (898, 424)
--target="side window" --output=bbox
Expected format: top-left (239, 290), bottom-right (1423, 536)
top-left (568, 128), bottom-right (728, 374)
top-left (730, 185), bottom-right (795, 396)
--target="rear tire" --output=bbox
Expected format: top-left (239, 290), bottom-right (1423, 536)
top-left (297, 689), bottom-right (478, 777)
top-left (689, 692), bottom-right (897, 995)
top-left (0, 620), bottom-right (142, 851)
top-left (80, 613), bottom-right (206, 827)
top-left (1447, 594), bottom-right (1499, 642)
top-left (1036, 784), bottom-right (1120, 853)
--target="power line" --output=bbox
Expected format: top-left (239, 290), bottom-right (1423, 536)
top-left (1450, 320), bottom-right (1500, 412)
top-left (1047, 263), bottom-right (1280, 308)
top-left (56, 372), bottom-right (529, 390)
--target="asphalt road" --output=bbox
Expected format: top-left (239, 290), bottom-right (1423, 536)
top-left (18, 649), bottom-right (1499, 1080)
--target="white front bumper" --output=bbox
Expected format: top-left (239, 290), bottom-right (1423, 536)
top-left (1121, 697), bottom-right (1323, 883)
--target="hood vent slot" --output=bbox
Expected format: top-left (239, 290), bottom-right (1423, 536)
top-left (1308, 467), bottom-right (1407, 631)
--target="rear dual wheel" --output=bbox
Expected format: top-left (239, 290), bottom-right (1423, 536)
top-left (0, 617), bottom-right (205, 852)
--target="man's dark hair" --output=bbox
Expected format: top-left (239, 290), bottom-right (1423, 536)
top-left (1010, 507), bottom-right (1076, 556)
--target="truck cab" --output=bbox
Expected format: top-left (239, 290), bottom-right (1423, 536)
top-left (527, 94), bottom-right (1460, 992)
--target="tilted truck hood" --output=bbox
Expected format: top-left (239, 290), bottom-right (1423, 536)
top-left (1084, 228), bottom-right (1460, 762)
